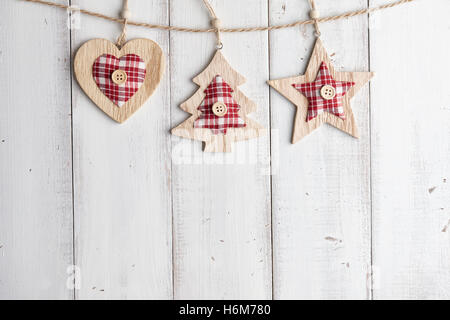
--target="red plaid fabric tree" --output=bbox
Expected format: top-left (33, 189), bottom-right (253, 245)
top-left (194, 75), bottom-right (246, 134)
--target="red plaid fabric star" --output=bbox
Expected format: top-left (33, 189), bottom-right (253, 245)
top-left (194, 75), bottom-right (246, 135)
top-left (292, 62), bottom-right (355, 121)
top-left (93, 54), bottom-right (146, 107)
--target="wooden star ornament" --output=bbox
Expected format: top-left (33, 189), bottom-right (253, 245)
top-left (267, 38), bottom-right (373, 143)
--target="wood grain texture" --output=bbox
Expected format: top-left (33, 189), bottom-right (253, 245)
top-left (171, 50), bottom-right (265, 152)
top-left (268, 38), bottom-right (373, 142)
top-left (269, 0), bottom-right (372, 299)
top-left (370, 0), bottom-right (450, 300)
top-left (74, 38), bottom-right (165, 123)
top-left (71, 0), bottom-right (172, 299)
top-left (170, 0), bottom-right (272, 299)
top-left (2, 0), bottom-right (450, 300)
top-left (0, 0), bottom-right (73, 299)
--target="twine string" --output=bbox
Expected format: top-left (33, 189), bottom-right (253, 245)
top-left (23, 0), bottom-right (416, 33)
top-left (308, 0), bottom-right (321, 37)
top-left (202, 0), bottom-right (223, 49)
top-left (202, 0), bottom-right (217, 19)
top-left (116, 0), bottom-right (129, 47)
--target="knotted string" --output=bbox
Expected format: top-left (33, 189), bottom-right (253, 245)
top-left (116, 0), bottom-right (130, 48)
top-left (308, 0), bottom-right (321, 37)
top-left (202, 0), bottom-right (223, 49)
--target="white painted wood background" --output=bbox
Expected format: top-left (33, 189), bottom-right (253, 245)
top-left (1, 0), bottom-right (449, 300)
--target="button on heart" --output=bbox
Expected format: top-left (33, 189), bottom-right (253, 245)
top-left (93, 53), bottom-right (146, 107)
top-left (111, 69), bottom-right (128, 85)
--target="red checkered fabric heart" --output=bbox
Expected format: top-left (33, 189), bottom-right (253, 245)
top-left (194, 75), bottom-right (246, 135)
top-left (93, 54), bottom-right (146, 107)
top-left (292, 62), bottom-right (355, 121)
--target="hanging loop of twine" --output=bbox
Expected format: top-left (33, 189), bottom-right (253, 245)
top-left (116, 0), bottom-right (130, 48)
top-left (308, 0), bottom-right (321, 37)
top-left (202, 0), bottom-right (223, 49)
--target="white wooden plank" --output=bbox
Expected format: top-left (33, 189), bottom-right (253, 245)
top-left (71, 0), bottom-right (172, 299)
top-left (269, 0), bottom-right (371, 299)
top-left (170, 0), bottom-right (272, 299)
top-left (370, 0), bottom-right (450, 300)
top-left (0, 0), bottom-right (73, 299)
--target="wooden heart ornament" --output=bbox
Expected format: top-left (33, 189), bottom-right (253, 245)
top-left (74, 39), bottom-right (164, 123)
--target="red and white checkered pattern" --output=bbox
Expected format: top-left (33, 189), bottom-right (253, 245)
top-left (194, 75), bottom-right (246, 135)
top-left (93, 54), bottom-right (146, 107)
top-left (292, 62), bottom-right (355, 121)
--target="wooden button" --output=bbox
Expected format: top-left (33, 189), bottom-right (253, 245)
top-left (320, 85), bottom-right (336, 100)
top-left (212, 102), bottom-right (227, 117)
top-left (111, 69), bottom-right (127, 85)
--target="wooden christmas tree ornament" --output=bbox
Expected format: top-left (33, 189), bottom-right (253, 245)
top-left (171, 2), bottom-right (264, 152)
top-left (268, 1), bottom-right (373, 143)
top-left (74, 1), bottom-right (164, 123)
